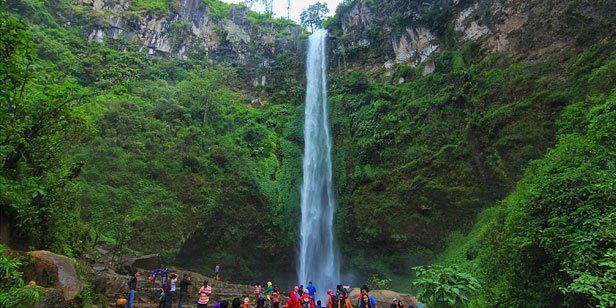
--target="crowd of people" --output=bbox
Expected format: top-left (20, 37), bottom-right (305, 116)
top-left (123, 266), bottom-right (412, 308)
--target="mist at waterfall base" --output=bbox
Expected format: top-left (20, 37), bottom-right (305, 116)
top-left (297, 29), bottom-right (340, 303)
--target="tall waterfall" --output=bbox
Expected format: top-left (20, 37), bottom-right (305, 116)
top-left (298, 29), bottom-right (339, 301)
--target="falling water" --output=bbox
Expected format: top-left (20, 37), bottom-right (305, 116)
top-left (298, 29), bottom-right (339, 301)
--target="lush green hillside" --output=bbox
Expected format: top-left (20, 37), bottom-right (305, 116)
top-left (321, 1), bottom-right (615, 295)
top-left (1, 0), bottom-right (615, 305)
top-left (0, 0), bottom-right (306, 281)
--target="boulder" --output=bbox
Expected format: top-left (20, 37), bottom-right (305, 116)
top-left (348, 289), bottom-right (420, 308)
top-left (132, 253), bottom-right (160, 270)
top-left (92, 269), bottom-right (128, 296)
top-left (24, 250), bottom-right (84, 301)
top-left (36, 287), bottom-right (66, 308)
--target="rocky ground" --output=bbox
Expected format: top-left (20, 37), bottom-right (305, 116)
top-left (17, 246), bottom-right (419, 307)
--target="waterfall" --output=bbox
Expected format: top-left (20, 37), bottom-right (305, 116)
top-left (298, 29), bottom-right (339, 302)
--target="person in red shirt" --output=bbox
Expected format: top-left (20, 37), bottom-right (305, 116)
top-left (285, 291), bottom-right (301, 308)
top-left (301, 290), bottom-right (315, 308)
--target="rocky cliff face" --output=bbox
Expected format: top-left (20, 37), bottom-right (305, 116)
top-left (73, 0), bottom-right (306, 92)
top-left (328, 0), bottom-right (615, 72)
top-left (328, 0), bottom-right (440, 71)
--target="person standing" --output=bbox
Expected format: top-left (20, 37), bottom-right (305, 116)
top-left (197, 281), bottom-right (212, 308)
top-left (254, 284), bottom-right (262, 302)
top-left (257, 295), bottom-right (266, 308)
top-left (162, 277), bottom-right (173, 307)
top-left (326, 289), bottom-right (335, 308)
top-left (158, 284), bottom-right (166, 308)
top-left (306, 282), bottom-right (316, 300)
top-left (215, 264), bottom-right (221, 281)
top-left (271, 287), bottom-right (281, 308)
top-left (265, 281), bottom-right (274, 300)
top-left (161, 267), bottom-right (169, 285)
top-left (126, 272), bottom-right (139, 308)
top-left (163, 273), bottom-right (177, 306)
top-left (178, 274), bottom-right (192, 308)
top-left (301, 290), bottom-right (314, 308)
top-left (284, 291), bottom-right (300, 308)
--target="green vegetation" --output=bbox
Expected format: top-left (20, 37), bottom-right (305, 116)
top-left (300, 2), bottom-right (329, 32)
top-left (203, 0), bottom-right (233, 19)
top-left (441, 82), bottom-right (616, 306)
top-left (129, 0), bottom-right (173, 15)
top-left (412, 265), bottom-right (480, 307)
top-left (1, 0), bottom-right (615, 305)
top-left (1, 0), bottom-right (303, 281)
top-left (0, 245), bottom-right (42, 307)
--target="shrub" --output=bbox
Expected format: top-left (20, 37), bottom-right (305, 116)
top-left (412, 265), bottom-right (480, 307)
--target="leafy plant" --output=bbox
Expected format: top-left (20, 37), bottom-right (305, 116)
top-left (412, 265), bottom-right (479, 307)
top-left (366, 274), bottom-right (392, 290)
top-left (0, 245), bottom-right (42, 307)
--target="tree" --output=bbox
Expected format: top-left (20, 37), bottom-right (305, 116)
top-left (0, 3), bottom-right (90, 254)
top-left (300, 2), bottom-right (329, 32)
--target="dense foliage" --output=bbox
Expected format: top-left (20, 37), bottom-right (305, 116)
top-left (324, 0), bottom-right (616, 296)
top-left (0, 245), bottom-right (41, 307)
top-left (0, 0), bottom-right (90, 255)
top-left (1, 0), bottom-right (615, 305)
top-left (441, 85), bottom-right (616, 307)
top-left (1, 0), bottom-right (305, 281)
top-left (412, 265), bottom-right (479, 307)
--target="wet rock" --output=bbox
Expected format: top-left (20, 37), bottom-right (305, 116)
top-left (24, 251), bottom-right (84, 301)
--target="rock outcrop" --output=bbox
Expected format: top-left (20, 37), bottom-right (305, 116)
top-left (328, 0), bottom-right (439, 71)
top-left (23, 251), bottom-right (84, 301)
top-left (348, 289), bottom-right (420, 308)
top-left (76, 0), bottom-right (304, 63)
top-left (131, 253), bottom-right (161, 270)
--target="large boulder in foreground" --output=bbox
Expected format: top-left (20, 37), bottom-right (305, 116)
top-left (23, 250), bottom-right (84, 301)
top-left (348, 289), bottom-right (420, 308)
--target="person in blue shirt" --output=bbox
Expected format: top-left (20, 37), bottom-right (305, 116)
top-left (151, 268), bottom-right (162, 282)
top-left (161, 267), bottom-right (169, 285)
top-left (357, 286), bottom-right (377, 308)
top-left (307, 281), bottom-right (317, 299)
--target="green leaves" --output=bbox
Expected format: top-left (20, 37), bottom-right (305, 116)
top-left (0, 245), bottom-right (42, 307)
top-left (412, 265), bottom-right (480, 307)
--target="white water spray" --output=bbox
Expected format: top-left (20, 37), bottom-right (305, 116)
top-left (298, 29), bottom-right (339, 302)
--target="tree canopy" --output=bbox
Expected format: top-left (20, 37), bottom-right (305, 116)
top-left (300, 2), bottom-right (329, 32)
